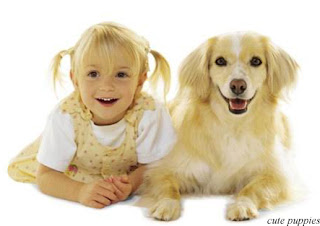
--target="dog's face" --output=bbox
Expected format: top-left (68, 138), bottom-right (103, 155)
top-left (209, 33), bottom-right (267, 114)
top-left (179, 32), bottom-right (298, 116)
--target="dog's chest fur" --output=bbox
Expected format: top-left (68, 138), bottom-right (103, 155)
top-left (181, 124), bottom-right (266, 194)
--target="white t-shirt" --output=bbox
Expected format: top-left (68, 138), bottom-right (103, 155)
top-left (37, 101), bottom-right (176, 172)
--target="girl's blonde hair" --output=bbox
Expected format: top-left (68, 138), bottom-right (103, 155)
top-left (52, 22), bottom-right (170, 100)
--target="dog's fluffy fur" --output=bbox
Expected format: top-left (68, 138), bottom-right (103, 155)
top-left (139, 32), bottom-right (298, 221)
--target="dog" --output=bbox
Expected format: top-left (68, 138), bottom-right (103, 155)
top-left (138, 32), bottom-right (299, 221)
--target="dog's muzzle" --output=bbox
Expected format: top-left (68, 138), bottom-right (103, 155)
top-left (218, 87), bottom-right (256, 115)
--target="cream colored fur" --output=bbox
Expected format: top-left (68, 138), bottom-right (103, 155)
top-left (139, 32), bottom-right (298, 221)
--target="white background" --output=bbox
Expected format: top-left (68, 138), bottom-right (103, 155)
top-left (1, 0), bottom-right (319, 225)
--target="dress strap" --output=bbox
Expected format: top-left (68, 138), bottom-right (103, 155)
top-left (60, 91), bottom-right (92, 121)
top-left (124, 92), bottom-right (156, 125)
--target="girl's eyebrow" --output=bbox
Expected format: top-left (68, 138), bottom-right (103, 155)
top-left (85, 64), bottom-right (99, 68)
top-left (85, 65), bottom-right (130, 68)
top-left (84, 65), bottom-right (132, 71)
top-left (118, 66), bottom-right (132, 70)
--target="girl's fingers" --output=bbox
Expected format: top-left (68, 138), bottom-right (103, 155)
top-left (113, 179), bottom-right (131, 200)
top-left (113, 178), bottom-right (127, 190)
top-left (105, 177), bottom-right (112, 183)
top-left (111, 180), bottom-right (126, 198)
top-left (89, 200), bottom-right (105, 209)
top-left (110, 200), bottom-right (117, 204)
top-left (105, 175), bottom-right (128, 184)
top-left (96, 187), bottom-right (118, 201)
top-left (111, 182), bottom-right (122, 194)
top-left (101, 177), bottom-right (129, 200)
top-left (120, 175), bottom-right (129, 183)
top-left (98, 180), bottom-right (115, 192)
top-left (93, 194), bottom-right (111, 206)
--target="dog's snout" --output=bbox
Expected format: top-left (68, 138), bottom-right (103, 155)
top-left (230, 79), bottom-right (247, 95)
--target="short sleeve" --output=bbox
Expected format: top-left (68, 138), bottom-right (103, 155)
top-left (136, 102), bottom-right (177, 164)
top-left (36, 105), bottom-right (77, 172)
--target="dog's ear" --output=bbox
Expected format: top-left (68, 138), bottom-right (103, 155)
top-left (264, 38), bottom-right (299, 96)
top-left (178, 38), bottom-right (216, 100)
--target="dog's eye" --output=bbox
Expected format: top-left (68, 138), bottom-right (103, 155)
top-left (215, 57), bottom-right (227, 66)
top-left (250, 57), bottom-right (262, 67)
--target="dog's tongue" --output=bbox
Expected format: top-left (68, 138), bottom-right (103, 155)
top-left (229, 99), bottom-right (247, 110)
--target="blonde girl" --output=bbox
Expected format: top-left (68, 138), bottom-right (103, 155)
top-left (8, 22), bottom-right (176, 209)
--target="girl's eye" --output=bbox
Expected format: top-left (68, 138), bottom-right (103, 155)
top-left (88, 71), bottom-right (100, 78)
top-left (116, 72), bottom-right (128, 78)
top-left (250, 57), bottom-right (262, 67)
top-left (215, 57), bottom-right (227, 66)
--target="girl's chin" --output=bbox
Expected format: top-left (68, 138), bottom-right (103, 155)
top-left (92, 112), bottom-right (125, 126)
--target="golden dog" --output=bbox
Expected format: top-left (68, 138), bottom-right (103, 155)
top-left (139, 32), bottom-right (298, 221)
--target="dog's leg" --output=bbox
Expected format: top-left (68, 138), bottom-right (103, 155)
top-left (140, 167), bottom-right (182, 221)
top-left (227, 173), bottom-right (289, 221)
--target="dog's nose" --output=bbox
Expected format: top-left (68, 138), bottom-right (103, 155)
top-left (230, 79), bottom-right (247, 95)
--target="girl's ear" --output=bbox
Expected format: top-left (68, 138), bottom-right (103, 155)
top-left (132, 72), bottom-right (147, 103)
top-left (139, 72), bottom-right (147, 86)
top-left (136, 72), bottom-right (147, 93)
top-left (70, 71), bottom-right (78, 88)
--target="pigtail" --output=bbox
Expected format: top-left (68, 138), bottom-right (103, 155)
top-left (51, 48), bottom-right (73, 91)
top-left (148, 50), bottom-right (171, 102)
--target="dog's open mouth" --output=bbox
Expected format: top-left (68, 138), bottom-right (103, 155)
top-left (228, 99), bottom-right (249, 114)
top-left (218, 89), bottom-right (255, 115)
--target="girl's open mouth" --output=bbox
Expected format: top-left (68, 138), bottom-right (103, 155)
top-left (96, 97), bottom-right (119, 106)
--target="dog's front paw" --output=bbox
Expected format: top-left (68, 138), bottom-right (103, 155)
top-left (227, 197), bottom-right (258, 221)
top-left (150, 198), bottom-right (181, 221)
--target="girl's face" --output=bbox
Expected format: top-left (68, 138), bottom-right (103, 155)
top-left (74, 49), bottom-right (144, 125)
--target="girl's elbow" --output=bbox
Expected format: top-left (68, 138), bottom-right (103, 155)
top-left (35, 164), bottom-right (54, 193)
top-left (36, 170), bottom-right (46, 193)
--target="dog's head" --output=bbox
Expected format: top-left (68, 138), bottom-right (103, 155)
top-left (179, 32), bottom-right (298, 115)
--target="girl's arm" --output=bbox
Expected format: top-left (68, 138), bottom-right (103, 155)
top-left (36, 164), bottom-right (119, 208)
top-left (36, 164), bottom-right (83, 202)
top-left (128, 164), bottom-right (147, 193)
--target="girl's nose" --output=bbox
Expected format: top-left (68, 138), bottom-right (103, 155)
top-left (99, 76), bottom-right (115, 91)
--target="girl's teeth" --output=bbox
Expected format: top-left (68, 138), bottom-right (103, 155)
top-left (97, 98), bottom-right (118, 103)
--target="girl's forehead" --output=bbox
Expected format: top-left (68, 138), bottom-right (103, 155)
top-left (83, 46), bottom-right (135, 69)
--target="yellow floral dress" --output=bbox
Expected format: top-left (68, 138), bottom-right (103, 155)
top-left (8, 91), bottom-right (155, 184)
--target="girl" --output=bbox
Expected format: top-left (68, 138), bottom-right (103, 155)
top-left (8, 22), bottom-right (176, 209)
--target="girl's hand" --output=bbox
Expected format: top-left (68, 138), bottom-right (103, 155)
top-left (78, 179), bottom-right (119, 208)
top-left (107, 175), bottom-right (132, 201)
